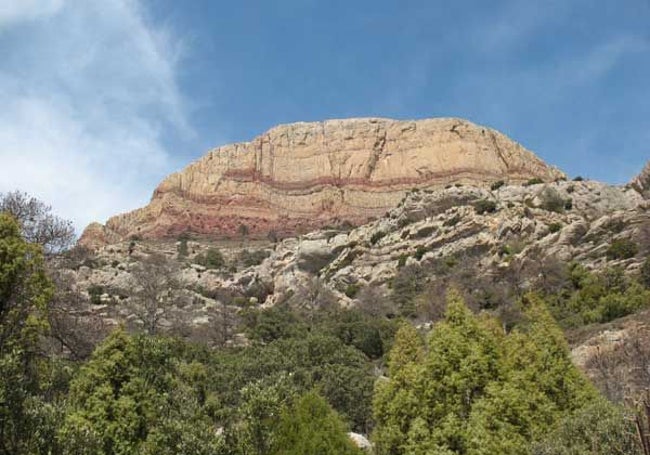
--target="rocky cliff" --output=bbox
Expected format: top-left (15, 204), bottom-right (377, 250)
top-left (80, 117), bottom-right (564, 248)
top-left (631, 160), bottom-right (650, 197)
top-left (66, 175), bottom-right (648, 341)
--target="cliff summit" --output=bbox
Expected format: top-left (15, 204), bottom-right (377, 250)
top-left (80, 117), bottom-right (563, 247)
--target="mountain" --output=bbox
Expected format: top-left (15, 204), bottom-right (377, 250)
top-left (67, 170), bottom-right (648, 332)
top-left (66, 118), bottom-right (650, 407)
top-left (79, 117), bottom-right (563, 249)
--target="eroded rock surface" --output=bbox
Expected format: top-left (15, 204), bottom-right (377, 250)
top-left (631, 160), bottom-right (650, 197)
top-left (80, 117), bottom-right (563, 248)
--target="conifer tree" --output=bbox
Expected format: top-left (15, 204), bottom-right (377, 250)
top-left (372, 291), bottom-right (601, 455)
top-left (59, 329), bottom-right (224, 455)
top-left (373, 323), bottom-right (426, 454)
top-left (0, 213), bottom-right (53, 454)
top-left (270, 391), bottom-right (363, 455)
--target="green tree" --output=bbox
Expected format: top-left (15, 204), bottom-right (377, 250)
top-left (232, 375), bottom-right (297, 455)
top-left (0, 213), bottom-right (54, 454)
top-left (195, 247), bottom-right (225, 269)
top-left (372, 323), bottom-right (426, 454)
top-left (59, 329), bottom-right (224, 455)
top-left (374, 291), bottom-right (502, 454)
top-left (372, 291), bottom-right (600, 455)
top-left (533, 399), bottom-right (641, 455)
top-left (640, 257), bottom-right (650, 288)
top-left (606, 238), bottom-right (638, 260)
top-left (464, 295), bottom-right (597, 455)
top-left (416, 290), bottom-right (502, 453)
top-left (270, 391), bottom-right (363, 455)
top-left (265, 334), bottom-right (375, 431)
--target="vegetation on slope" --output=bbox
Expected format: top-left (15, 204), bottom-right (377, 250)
top-left (0, 191), bottom-right (648, 454)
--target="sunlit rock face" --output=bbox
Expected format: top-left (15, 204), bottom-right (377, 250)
top-left (631, 160), bottom-right (650, 198)
top-left (79, 117), bottom-right (563, 248)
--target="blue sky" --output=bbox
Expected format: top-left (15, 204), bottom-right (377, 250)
top-left (0, 0), bottom-right (648, 230)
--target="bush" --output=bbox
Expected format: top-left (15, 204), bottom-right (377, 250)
top-left (640, 257), bottom-right (650, 288)
top-left (326, 248), bottom-right (361, 278)
top-left (606, 239), bottom-right (638, 260)
top-left (443, 214), bottom-right (461, 227)
top-left (88, 285), bottom-right (104, 305)
top-left (390, 264), bottom-right (426, 315)
top-left (238, 223), bottom-right (249, 237)
top-left (474, 199), bottom-right (497, 215)
top-left (370, 231), bottom-right (386, 245)
top-left (267, 230), bottom-right (279, 243)
top-left (397, 254), bottom-right (408, 268)
top-left (499, 244), bottom-right (512, 257)
top-left (239, 249), bottom-right (271, 267)
top-left (533, 400), bottom-right (641, 455)
top-left (547, 264), bottom-right (650, 327)
top-left (490, 180), bottom-right (505, 191)
top-left (573, 176), bottom-right (584, 181)
top-left (524, 177), bottom-right (544, 186)
top-left (412, 225), bottom-right (437, 239)
top-left (414, 245), bottom-right (429, 261)
top-left (540, 188), bottom-right (566, 213)
top-left (548, 222), bottom-right (562, 234)
top-left (270, 392), bottom-right (363, 455)
top-left (177, 235), bottom-right (189, 258)
top-left (195, 248), bottom-right (225, 269)
top-left (233, 296), bottom-right (249, 307)
top-left (398, 215), bottom-right (417, 228)
top-left (344, 283), bottom-right (361, 299)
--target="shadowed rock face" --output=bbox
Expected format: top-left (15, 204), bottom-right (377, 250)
top-left (79, 117), bottom-right (564, 248)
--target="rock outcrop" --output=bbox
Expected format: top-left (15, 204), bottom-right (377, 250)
top-left (631, 160), bottom-right (650, 197)
top-left (79, 117), bottom-right (564, 248)
top-left (70, 177), bottom-right (648, 328)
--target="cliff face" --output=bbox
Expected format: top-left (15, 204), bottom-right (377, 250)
top-left (80, 117), bottom-right (564, 247)
top-left (631, 160), bottom-right (650, 197)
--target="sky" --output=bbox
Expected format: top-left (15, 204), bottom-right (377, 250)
top-left (0, 0), bottom-right (649, 232)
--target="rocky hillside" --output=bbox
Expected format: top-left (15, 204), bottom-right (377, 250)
top-left (79, 117), bottom-right (563, 248)
top-left (62, 172), bottom-right (650, 342)
top-left (66, 119), bottom-right (650, 390)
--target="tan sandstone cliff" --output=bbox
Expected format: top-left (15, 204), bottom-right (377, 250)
top-left (631, 160), bottom-right (650, 197)
top-left (79, 117), bottom-right (564, 247)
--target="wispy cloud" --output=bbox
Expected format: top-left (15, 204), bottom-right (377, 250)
top-left (472, 0), bottom-right (577, 54)
top-left (519, 36), bottom-right (649, 95)
top-left (0, 0), bottom-right (64, 26)
top-left (0, 0), bottom-right (191, 233)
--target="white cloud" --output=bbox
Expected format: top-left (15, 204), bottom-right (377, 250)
top-left (0, 0), bottom-right (191, 233)
top-left (0, 0), bottom-right (64, 26)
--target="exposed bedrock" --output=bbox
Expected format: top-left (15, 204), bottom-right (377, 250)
top-left (80, 117), bottom-right (564, 248)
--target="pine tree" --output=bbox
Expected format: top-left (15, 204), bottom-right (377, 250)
top-left (270, 391), bottom-right (363, 455)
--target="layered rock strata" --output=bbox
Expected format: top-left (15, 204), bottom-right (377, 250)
top-left (80, 117), bottom-right (563, 247)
